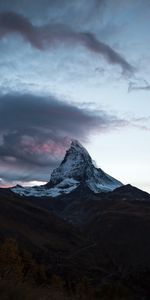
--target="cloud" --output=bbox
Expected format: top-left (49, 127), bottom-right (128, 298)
top-left (128, 80), bottom-right (150, 93)
top-left (0, 11), bottom-right (42, 49)
top-left (0, 11), bottom-right (134, 73)
top-left (131, 116), bottom-right (150, 132)
top-left (0, 93), bottom-right (127, 184)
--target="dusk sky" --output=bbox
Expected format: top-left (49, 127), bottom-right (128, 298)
top-left (0, 0), bottom-right (150, 192)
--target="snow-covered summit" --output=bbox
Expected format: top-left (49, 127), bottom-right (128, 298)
top-left (48, 139), bottom-right (93, 186)
top-left (11, 139), bottom-right (123, 197)
top-left (47, 139), bottom-right (123, 192)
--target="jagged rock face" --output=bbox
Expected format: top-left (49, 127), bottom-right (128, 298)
top-left (49, 140), bottom-right (94, 185)
top-left (47, 139), bottom-right (123, 193)
top-left (11, 139), bottom-right (123, 197)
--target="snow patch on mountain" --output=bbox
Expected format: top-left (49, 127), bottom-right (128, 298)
top-left (12, 178), bottom-right (79, 198)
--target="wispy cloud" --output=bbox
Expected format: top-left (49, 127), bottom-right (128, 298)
top-left (131, 116), bottom-right (150, 132)
top-left (0, 11), bottom-right (134, 73)
top-left (128, 79), bottom-right (150, 93)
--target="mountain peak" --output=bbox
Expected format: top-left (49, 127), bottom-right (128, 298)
top-left (71, 139), bottom-right (82, 147)
top-left (48, 139), bottom-right (123, 193)
top-left (70, 139), bottom-right (86, 150)
top-left (68, 139), bottom-right (90, 157)
top-left (12, 140), bottom-right (123, 197)
top-left (49, 140), bottom-right (91, 186)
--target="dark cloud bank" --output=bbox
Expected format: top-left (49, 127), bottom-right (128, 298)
top-left (0, 11), bottom-right (133, 73)
top-left (0, 94), bottom-right (127, 185)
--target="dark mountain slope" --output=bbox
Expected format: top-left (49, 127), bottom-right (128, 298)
top-left (0, 188), bottom-right (95, 279)
top-left (1, 186), bottom-right (150, 298)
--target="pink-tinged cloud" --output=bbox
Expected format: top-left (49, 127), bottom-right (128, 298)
top-left (0, 93), bottom-right (128, 184)
top-left (21, 135), bottom-right (66, 156)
